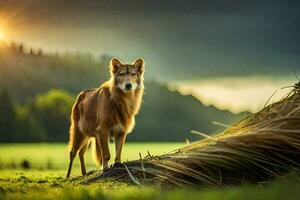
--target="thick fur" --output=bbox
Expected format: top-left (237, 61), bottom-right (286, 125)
top-left (66, 58), bottom-right (145, 178)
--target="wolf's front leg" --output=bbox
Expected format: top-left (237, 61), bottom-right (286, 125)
top-left (100, 130), bottom-right (110, 171)
top-left (114, 132), bottom-right (126, 163)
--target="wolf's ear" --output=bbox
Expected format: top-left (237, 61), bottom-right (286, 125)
top-left (133, 58), bottom-right (145, 73)
top-left (110, 58), bottom-right (122, 73)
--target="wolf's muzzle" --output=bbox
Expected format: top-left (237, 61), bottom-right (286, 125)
top-left (125, 83), bottom-right (132, 90)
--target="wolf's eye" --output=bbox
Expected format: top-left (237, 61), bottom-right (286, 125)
top-left (119, 73), bottom-right (125, 76)
top-left (132, 73), bottom-right (136, 76)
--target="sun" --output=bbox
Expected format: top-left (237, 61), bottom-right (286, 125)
top-left (0, 29), bottom-right (5, 40)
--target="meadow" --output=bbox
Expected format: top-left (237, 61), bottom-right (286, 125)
top-left (0, 143), bottom-right (184, 172)
top-left (1, 143), bottom-right (300, 200)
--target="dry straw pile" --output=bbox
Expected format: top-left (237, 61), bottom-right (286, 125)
top-left (85, 82), bottom-right (300, 187)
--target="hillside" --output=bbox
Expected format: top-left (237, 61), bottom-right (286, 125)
top-left (132, 82), bottom-right (247, 142)
top-left (0, 42), bottom-right (110, 101)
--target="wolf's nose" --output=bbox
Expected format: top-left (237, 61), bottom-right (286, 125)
top-left (125, 83), bottom-right (132, 90)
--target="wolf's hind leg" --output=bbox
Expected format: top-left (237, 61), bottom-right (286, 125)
top-left (66, 150), bottom-right (76, 178)
top-left (66, 129), bottom-right (87, 178)
top-left (79, 142), bottom-right (89, 176)
top-left (66, 91), bottom-right (86, 178)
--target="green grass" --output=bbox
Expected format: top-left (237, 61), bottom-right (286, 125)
top-left (1, 169), bottom-right (300, 200)
top-left (0, 143), bottom-right (184, 174)
top-left (1, 143), bottom-right (300, 200)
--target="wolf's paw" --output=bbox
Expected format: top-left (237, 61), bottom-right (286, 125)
top-left (112, 162), bottom-right (124, 169)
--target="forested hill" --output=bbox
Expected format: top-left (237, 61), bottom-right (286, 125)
top-left (0, 41), bottom-right (110, 101)
top-left (0, 42), bottom-right (248, 142)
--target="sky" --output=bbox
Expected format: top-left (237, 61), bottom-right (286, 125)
top-left (0, 0), bottom-right (299, 112)
top-left (0, 0), bottom-right (299, 79)
top-left (170, 75), bottom-right (297, 113)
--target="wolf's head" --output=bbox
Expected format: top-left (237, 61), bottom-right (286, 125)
top-left (110, 58), bottom-right (145, 93)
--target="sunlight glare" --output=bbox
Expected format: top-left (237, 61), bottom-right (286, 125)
top-left (0, 29), bottom-right (5, 40)
top-left (171, 76), bottom-right (295, 114)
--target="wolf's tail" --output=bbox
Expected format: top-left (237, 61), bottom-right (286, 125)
top-left (68, 91), bottom-right (86, 151)
top-left (92, 137), bottom-right (102, 166)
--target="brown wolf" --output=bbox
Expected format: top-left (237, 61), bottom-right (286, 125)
top-left (66, 58), bottom-right (145, 178)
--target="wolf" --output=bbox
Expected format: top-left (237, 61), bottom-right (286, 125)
top-left (66, 58), bottom-right (145, 178)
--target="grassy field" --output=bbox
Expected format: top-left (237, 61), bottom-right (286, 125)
top-left (1, 143), bottom-right (300, 200)
top-left (0, 143), bottom-right (184, 173)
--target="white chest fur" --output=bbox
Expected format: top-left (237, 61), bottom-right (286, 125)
top-left (109, 117), bottom-right (135, 134)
